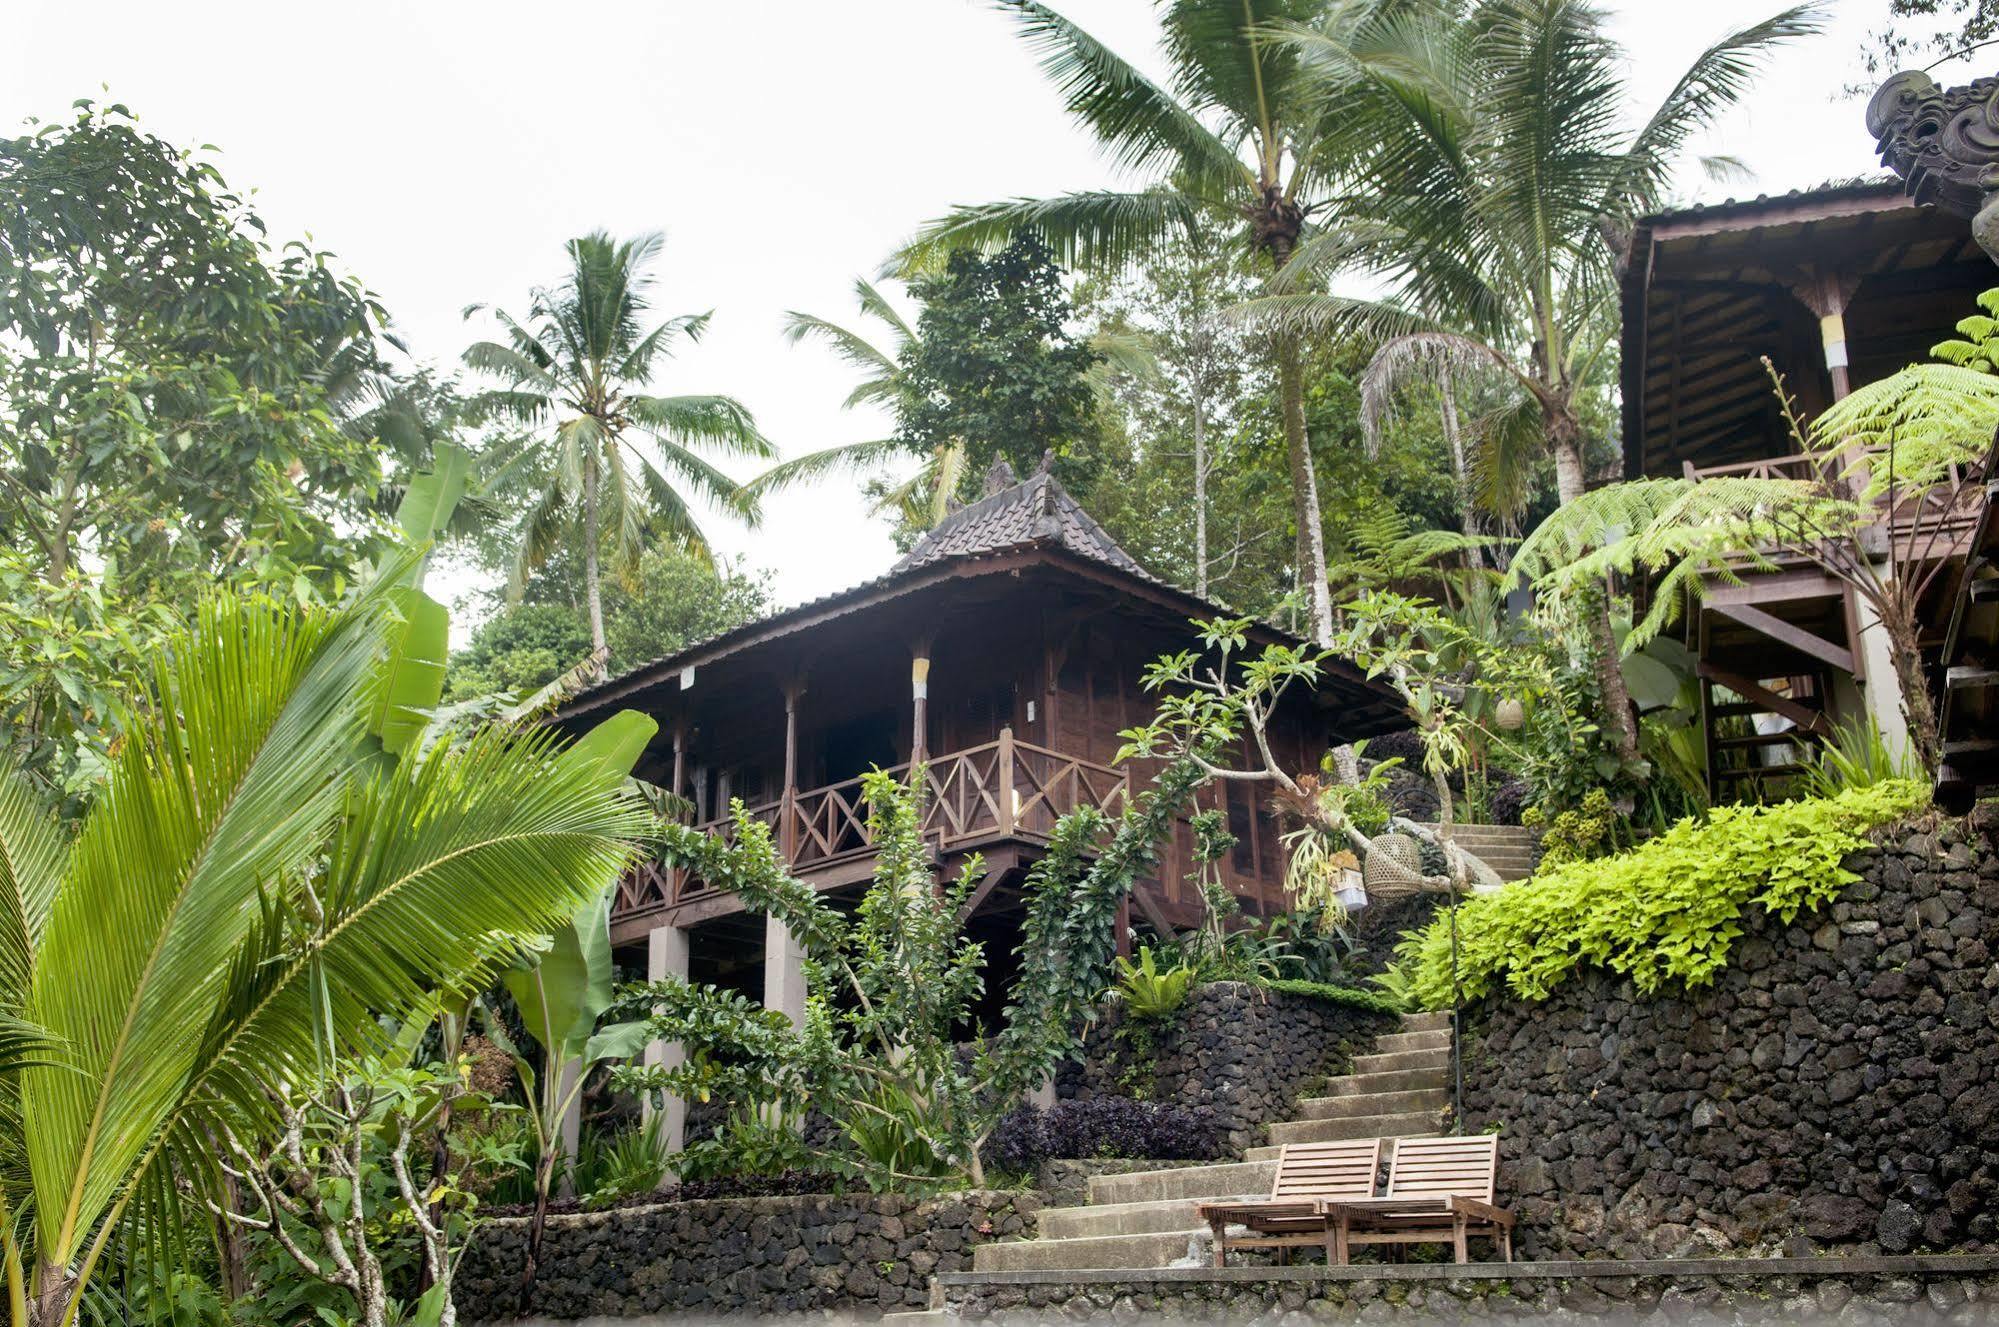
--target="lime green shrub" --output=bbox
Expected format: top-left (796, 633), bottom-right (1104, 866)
top-left (1402, 780), bottom-right (1931, 1007)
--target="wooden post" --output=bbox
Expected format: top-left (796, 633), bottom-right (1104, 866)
top-left (997, 725), bottom-right (1017, 835)
top-left (1114, 897), bottom-right (1132, 958)
top-left (910, 637), bottom-right (933, 766)
top-left (780, 677), bottom-right (802, 862)
top-left (668, 722), bottom-right (689, 903)
top-left (1792, 267), bottom-right (1860, 401)
top-left (669, 721), bottom-right (687, 808)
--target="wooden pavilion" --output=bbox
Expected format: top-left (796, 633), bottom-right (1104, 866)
top-left (550, 458), bottom-right (1403, 1056)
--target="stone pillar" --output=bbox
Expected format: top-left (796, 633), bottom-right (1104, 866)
top-left (763, 914), bottom-right (808, 1028)
top-left (643, 923), bottom-right (690, 1179)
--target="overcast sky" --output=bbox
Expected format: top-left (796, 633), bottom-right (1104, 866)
top-left (4, 0), bottom-right (1898, 620)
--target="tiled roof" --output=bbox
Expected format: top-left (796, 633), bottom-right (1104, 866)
top-left (553, 460), bottom-right (1177, 718)
top-left (892, 461), bottom-right (1152, 580)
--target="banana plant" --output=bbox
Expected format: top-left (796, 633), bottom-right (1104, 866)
top-left (488, 882), bottom-right (652, 1311)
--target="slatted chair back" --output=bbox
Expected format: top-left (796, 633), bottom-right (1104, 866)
top-left (1268, 1139), bottom-right (1383, 1204)
top-left (1384, 1135), bottom-right (1499, 1203)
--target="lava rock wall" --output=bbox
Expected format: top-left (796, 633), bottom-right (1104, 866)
top-left (1462, 813), bottom-right (1999, 1258)
top-left (456, 1190), bottom-right (1035, 1320)
top-left (1059, 981), bottom-right (1398, 1155)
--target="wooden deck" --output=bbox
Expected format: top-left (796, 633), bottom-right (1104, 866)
top-left (612, 729), bottom-right (1130, 939)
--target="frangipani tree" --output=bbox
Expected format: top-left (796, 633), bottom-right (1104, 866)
top-left (0, 463), bottom-right (656, 1326)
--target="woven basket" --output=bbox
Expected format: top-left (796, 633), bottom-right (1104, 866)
top-left (1363, 831), bottom-right (1427, 896)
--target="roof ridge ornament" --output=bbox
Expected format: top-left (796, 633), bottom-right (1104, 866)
top-left (982, 456), bottom-right (1017, 498)
top-left (1868, 69), bottom-right (1999, 261)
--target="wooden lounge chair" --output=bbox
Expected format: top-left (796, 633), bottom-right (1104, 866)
top-left (1323, 1134), bottom-right (1514, 1264)
top-left (1196, 1140), bottom-right (1382, 1268)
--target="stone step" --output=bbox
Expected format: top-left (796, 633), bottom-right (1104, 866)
top-left (1352, 1047), bottom-right (1450, 1075)
top-left (1087, 1159), bottom-right (1276, 1206)
top-left (1266, 1109), bottom-right (1444, 1147)
top-left (1297, 1086), bottom-right (1449, 1121)
top-left (1370, 1030), bottom-right (1451, 1054)
top-left (1398, 1011), bottom-right (1452, 1033)
top-left (882, 1313), bottom-right (952, 1326)
top-left (972, 1228), bottom-right (1204, 1273)
top-left (1317, 1066), bottom-right (1450, 1097)
top-left (1039, 1196), bottom-right (1237, 1241)
top-left (1416, 823), bottom-right (1540, 841)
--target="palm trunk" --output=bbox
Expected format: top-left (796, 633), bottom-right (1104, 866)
top-left (1438, 365), bottom-right (1480, 567)
top-left (1193, 388), bottom-right (1210, 600)
top-left (1549, 423), bottom-right (1640, 764)
top-left (581, 457), bottom-right (607, 676)
top-left (1276, 333), bottom-right (1333, 645)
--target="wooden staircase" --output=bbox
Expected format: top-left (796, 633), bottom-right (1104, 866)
top-left (971, 1013), bottom-right (1453, 1273)
top-left (1698, 666), bottom-right (1832, 802)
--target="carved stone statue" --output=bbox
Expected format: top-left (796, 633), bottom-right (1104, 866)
top-left (1867, 70), bottom-right (1999, 262)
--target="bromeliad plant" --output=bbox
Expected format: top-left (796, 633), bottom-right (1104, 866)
top-left (0, 466), bottom-right (655, 1326)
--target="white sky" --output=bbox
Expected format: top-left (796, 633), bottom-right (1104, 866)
top-left (3, 0), bottom-right (1896, 620)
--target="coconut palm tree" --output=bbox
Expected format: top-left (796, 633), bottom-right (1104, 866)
top-left (464, 232), bottom-right (771, 671)
top-left (0, 559), bottom-right (653, 1325)
top-left (758, 276), bottom-right (1157, 535)
top-left (896, 0), bottom-right (1427, 646)
top-left (749, 278), bottom-right (969, 530)
top-left (1247, 0), bottom-right (1819, 758)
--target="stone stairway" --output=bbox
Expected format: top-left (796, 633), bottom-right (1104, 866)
top-left (972, 1012), bottom-right (1453, 1273)
top-left (1415, 823), bottom-right (1541, 883)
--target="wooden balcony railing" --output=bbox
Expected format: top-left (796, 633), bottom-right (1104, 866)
top-left (1682, 448), bottom-right (1985, 562)
top-left (614, 729), bottom-right (1130, 922)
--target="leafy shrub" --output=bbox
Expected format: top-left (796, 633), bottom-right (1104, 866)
top-left (1522, 788), bottom-right (1621, 866)
top-left (1112, 945), bottom-right (1197, 1019)
top-left (1401, 780), bottom-right (1929, 1006)
top-left (1798, 714), bottom-right (1915, 799)
top-left (1489, 776), bottom-right (1530, 826)
top-left (982, 1097), bottom-right (1224, 1173)
top-left (574, 1125), bottom-right (672, 1210)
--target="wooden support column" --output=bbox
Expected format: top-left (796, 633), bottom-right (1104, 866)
top-left (910, 634), bottom-right (934, 766)
top-left (997, 725), bottom-right (1018, 835)
top-left (1792, 268), bottom-right (1861, 402)
top-left (779, 675), bottom-right (803, 862)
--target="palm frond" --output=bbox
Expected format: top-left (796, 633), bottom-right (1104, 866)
top-left (896, 190), bottom-right (1199, 275)
top-left (742, 438), bottom-right (914, 500)
top-left (0, 769), bottom-right (63, 1015)
top-left (1358, 332), bottom-right (1525, 456)
top-left (23, 589), bottom-right (394, 1265)
top-left (1611, 4), bottom-right (1825, 215)
top-left (626, 395), bottom-right (773, 460)
top-left (995, 0), bottom-right (1249, 191)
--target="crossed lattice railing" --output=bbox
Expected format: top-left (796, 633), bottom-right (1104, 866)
top-left (614, 731), bottom-right (1130, 922)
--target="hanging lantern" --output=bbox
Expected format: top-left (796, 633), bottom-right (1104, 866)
top-left (1494, 697), bottom-right (1526, 731)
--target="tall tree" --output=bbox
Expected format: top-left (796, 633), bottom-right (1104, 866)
top-left (0, 103), bottom-right (396, 595)
top-left (463, 232), bottom-right (771, 669)
top-left (1252, 0), bottom-right (1818, 759)
top-left (898, 0), bottom-right (1420, 644)
top-left (0, 102), bottom-right (450, 796)
top-left (1081, 220), bottom-right (1258, 599)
